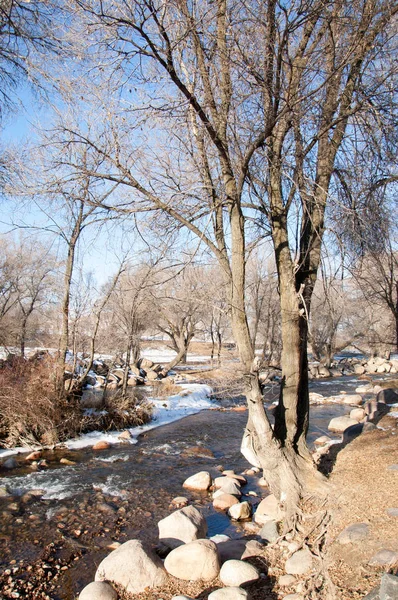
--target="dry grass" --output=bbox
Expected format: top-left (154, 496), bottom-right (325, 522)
top-left (81, 388), bottom-right (153, 433)
top-left (0, 356), bottom-right (82, 447)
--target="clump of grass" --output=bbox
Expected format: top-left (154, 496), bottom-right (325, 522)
top-left (151, 378), bottom-right (180, 399)
top-left (0, 356), bottom-right (82, 448)
top-left (81, 388), bottom-right (153, 432)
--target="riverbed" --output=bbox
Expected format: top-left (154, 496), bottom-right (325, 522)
top-left (0, 374), bottom-right (375, 599)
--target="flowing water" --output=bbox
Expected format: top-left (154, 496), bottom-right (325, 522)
top-left (0, 374), bottom-right (376, 598)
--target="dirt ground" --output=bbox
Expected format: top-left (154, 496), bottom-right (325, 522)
top-left (325, 413), bottom-right (398, 599)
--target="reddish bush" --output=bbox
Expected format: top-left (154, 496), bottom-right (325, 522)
top-left (0, 356), bottom-right (82, 448)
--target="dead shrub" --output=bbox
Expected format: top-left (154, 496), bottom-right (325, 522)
top-left (0, 356), bottom-right (82, 448)
top-left (80, 388), bottom-right (153, 432)
top-left (151, 378), bottom-right (180, 399)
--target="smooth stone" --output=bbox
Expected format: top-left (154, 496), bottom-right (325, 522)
top-left (158, 505), bottom-right (207, 549)
top-left (213, 494), bottom-right (240, 511)
top-left (228, 501), bottom-right (252, 520)
top-left (259, 520), bottom-right (279, 543)
top-left (172, 596), bottom-right (193, 600)
top-left (208, 588), bottom-right (248, 600)
top-left (387, 465), bottom-right (398, 471)
top-left (25, 451), bottom-right (42, 461)
top-left (182, 471), bottom-right (212, 491)
top-left (328, 416), bottom-right (359, 433)
top-left (216, 539), bottom-right (263, 564)
top-left (79, 581), bottom-right (117, 600)
top-left (285, 549), bottom-right (313, 575)
top-left (95, 539), bottom-right (167, 593)
top-left (380, 573), bottom-right (398, 598)
top-left (368, 549), bottom-right (398, 566)
top-left (386, 508), bottom-right (398, 517)
top-left (210, 534), bottom-right (231, 545)
top-left (219, 560), bottom-right (260, 587)
top-left (254, 494), bottom-right (284, 524)
top-left (93, 441), bottom-right (111, 451)
top-left (363, 422), bottom-right (376, 433)
top-left (341, 394), bottom-right (363, 405)
top-left (214, 476), bottom-right (241, 489)
top-left (278, 574), bottom-right (296, 586)
top-left (171, 496), bottom-right (189, 507)
top-left (164, 539), bottom-right (220, 581)
top-left (118, 430), bottom-right (132, 440)
top-left (60, 458), bottom-right (76, 465)
top-left (3, 457), bottom-right (18, 470)
top-left (337, 523), bottom-right (369, 544)
top-left (350, 408), bottom-right (366, 422)
top-left (216, 479), bottom-right (242, 497)
top-left (314, 435), bottom-right (331, 446)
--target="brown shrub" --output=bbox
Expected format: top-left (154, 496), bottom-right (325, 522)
top-left (80, 388), bottom-right (153, 433)
top-left (0, 356), bottom-right (82, 448)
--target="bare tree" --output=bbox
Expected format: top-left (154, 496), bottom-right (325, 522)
top-left (52, 0), bottom-right (398, 524)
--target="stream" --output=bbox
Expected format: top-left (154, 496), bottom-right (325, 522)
top-left (0, 374), bottom-right (376, 599)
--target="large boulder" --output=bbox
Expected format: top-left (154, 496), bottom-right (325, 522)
top-left (95, 540), bottom-right (167, 594)
top-left (164, 539), bottom-right (220, 581)
top-left (254, 494), bottom-right (284, 524)
top-left (79, 582), bottom-right (117, 600)
top-left (328, 416), bottom-right (358, 433)
top-left (377, 388), bottom-right (398, 405)
top-left (158, 505), bottom-right (207, 549)
top-left (183, 471), bottom-right (212, 491)
top-left (219, 560), bottom-right (260, 587)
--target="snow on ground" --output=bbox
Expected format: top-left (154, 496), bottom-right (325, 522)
top-left (140, 346), bottom-right (210, 364)
top-left (65, 383), bottom-right (216, 450)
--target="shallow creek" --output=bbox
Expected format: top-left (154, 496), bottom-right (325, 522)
top-left (0, 375), bottom-right (370, 599)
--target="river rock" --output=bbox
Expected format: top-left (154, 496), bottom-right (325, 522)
top-left (118, 430), bottom-right (132, 440)
top-left (25, 451), bottom-right (42, 461)
top-left (164, 539), bottom-right (220, 581)
top-left (254, 494), bottom-right (284, 523)
top-left (138, 357), bottom-right (154, 370)
top-left (260, 519), bottom-right (279, 543)
top-left (213, 494), bottom-right (240, 511)
top-left (158, 505), bottom-right (207, 549)
top-left (386, 508), bottom-right (398, 516)
top-left (219, 560), bottom-right (260, 587)
top-left (222, 470), bottom-right (247, 485)
top-left (93, 441), bottom-right (111, 451)
top-left (214, 476), bottom-right (241, 489)
top-left (60, 458), bottom-right (76, 465)
top-left (172, 596), bottom-right (193, 600)
top-left (377, 388), bottom-right (398, 405)
top-left (146, 369), bottom-right (158, 381)
top-left (279, 574), bottom-right (296, 586)
top-left (350, 408), bottom-right (366, 422)
top-left (208, 588), bottom-right (248, 600)
top-left (353, 364), bottom-right (366, 375)
top-left (79, 581), bottom-right (117, 600)
top-left (228, 501), bottom-right (252, 520)
top-left (216, 539), bottom-right (263, 563)
top-left (314, 435), bottom-right (331, 446)
top-left (337, 523), bottom-right (369, 544)
top-left (171, 496), bottom-right (189, 507)
top-left (214, 478), bottom-right (242, 497)
top-left (285, 548), bottom-right (313, 575)
top-left (328, 416), bottom-right (358, 432)
top-left (341, 394), bottom-right (363, 405)
top-left (182, 471), bottom-right (211, 491)
top-left (368, 549), bottom-right (398, 566)
top-left (2, 457), bottom-right (18, 470)
top-left (380, 574), bottom-right (398, 598)
top-left (95, 539), bottom-right (167, 593)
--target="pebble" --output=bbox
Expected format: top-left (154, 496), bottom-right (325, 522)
top-left (387, 464), bottom-right (398, 471)
top-left (386, 508), bottom-right (398, 517)
top-left (285, 549), bottom-right (313, 575)
top-left (279, 574), bottom-right (296, 586)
